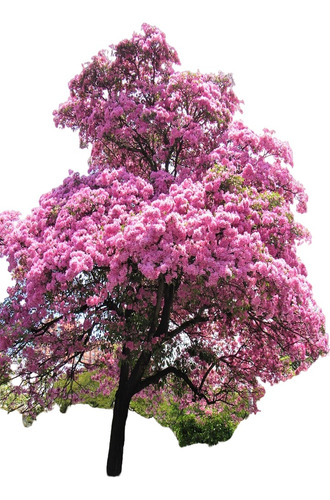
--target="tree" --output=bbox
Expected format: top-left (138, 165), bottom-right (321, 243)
top-left (0, 24), bottom-right (328, 477)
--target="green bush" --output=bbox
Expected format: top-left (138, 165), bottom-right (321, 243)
top-left (172, 412), bottom-right (236, 447)
top-left (55, 371), bottom-right (115, 413)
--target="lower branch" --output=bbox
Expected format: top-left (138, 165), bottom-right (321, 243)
top-left (135, 365), bottom-right (213, 404)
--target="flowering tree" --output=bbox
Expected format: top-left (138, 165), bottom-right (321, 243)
top-left (0, 24), bottom-right (327, 477)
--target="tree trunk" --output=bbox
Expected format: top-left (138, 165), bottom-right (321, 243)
top-left (106, 350), bottom-right (151, 476)
top-left (106, 388), bottom-right (131, 477)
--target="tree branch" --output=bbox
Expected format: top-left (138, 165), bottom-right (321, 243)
top-left (149, 274), bottom-right (165, 337)
top-left (135, 365), bottom-right (197, 395)
top-left (198, 362), bottom-right (216, 392)
top-left (134, 365), bottom-right (216, 406)
top-left (167, 313), bottom-right (209, 338)
top-left (154, 282), bottom-right (175, 337)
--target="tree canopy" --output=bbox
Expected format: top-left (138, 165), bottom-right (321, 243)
top-left (0, 24), bottom-right (327, 476)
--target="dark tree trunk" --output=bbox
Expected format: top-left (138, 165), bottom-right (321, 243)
top-left (106, 350), bottom-right (152, 476)
top-left (106, 387), bottom-right (131, 477)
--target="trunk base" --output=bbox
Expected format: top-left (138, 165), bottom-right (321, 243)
top-left (106, 462), bottom-right (122, 477)
top-left (106, 391), bottom-right (130, 477)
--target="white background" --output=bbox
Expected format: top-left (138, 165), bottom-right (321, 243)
top-left (0, 1), bottom-right (329, 498)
